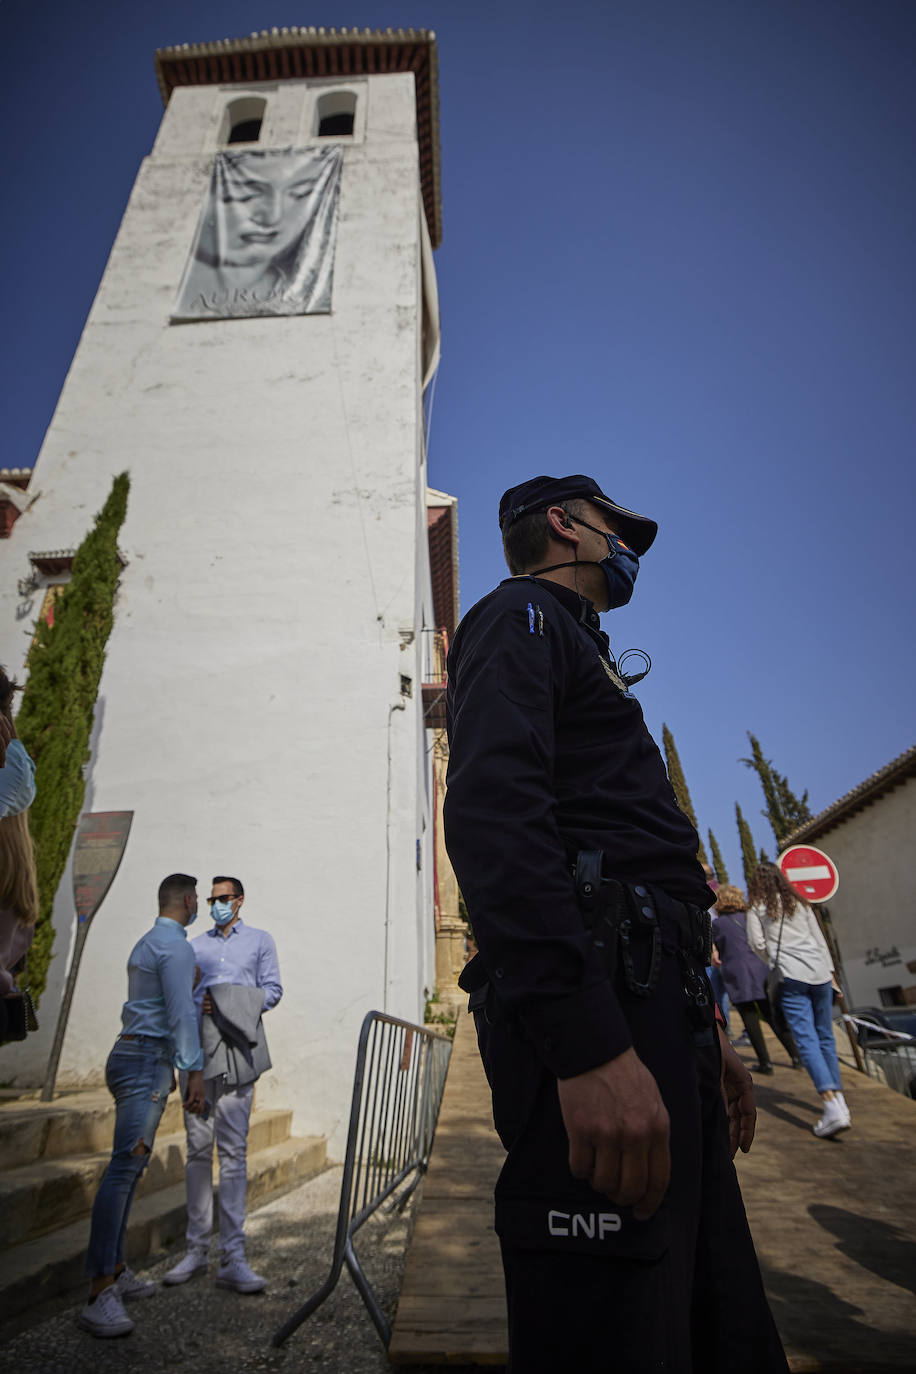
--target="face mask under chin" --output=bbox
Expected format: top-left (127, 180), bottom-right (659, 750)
top-left (527, 518), bottom-right (641, 611)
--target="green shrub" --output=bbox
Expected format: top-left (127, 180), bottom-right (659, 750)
top-left (17, 473), bottom-right (130, 1004)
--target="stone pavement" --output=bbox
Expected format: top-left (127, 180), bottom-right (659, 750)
top-left (1, 1022), bottom-right (913, 1372)
top-left (731, 1023), bottom-right (916, 1372)
top-left (0, 1163), bottom-right (426, 1374)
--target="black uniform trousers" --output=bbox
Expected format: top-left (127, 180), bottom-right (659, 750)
top-left (473, 889), bottom-right (789, 1374)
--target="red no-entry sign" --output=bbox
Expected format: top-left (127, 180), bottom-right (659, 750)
top-left (778, 844), bottom-right (839, 903)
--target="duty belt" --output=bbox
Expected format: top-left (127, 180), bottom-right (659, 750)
top-left (460, 856), bottom-right (715, 1029)
top-left (573, 850), bottom-right (713, 1014)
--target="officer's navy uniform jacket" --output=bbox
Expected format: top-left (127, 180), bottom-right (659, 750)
top-left (444, 576), bottom-right (789, 1374)
top-left (445, 576), bottom-right (709, 1078)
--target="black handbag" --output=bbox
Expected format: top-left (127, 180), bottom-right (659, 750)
top-left (1, 954), bottom-right (39, 1045)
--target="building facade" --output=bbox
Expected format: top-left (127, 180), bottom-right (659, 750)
top-left (0, 28), bottom-right (447, 1155)
top-left (784, 746), bottom-right (916, 1009)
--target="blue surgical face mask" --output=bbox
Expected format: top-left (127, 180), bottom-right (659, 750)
top-left (187, 903), bottom-right (199, 927)
top-left (211, 899), bottom-right (236, 926)
top-left (598, 532), bottom-right (639, 609)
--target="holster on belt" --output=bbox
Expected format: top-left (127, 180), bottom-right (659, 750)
top-left (574, 850), bottom-right (713, 1012)
top-left (458, 952), bottom-right (492, 1015)
top-left (574, 851), bottom-right (663, 997)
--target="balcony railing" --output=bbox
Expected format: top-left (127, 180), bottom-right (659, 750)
top-left (422, 627), bottom-right (448, 727)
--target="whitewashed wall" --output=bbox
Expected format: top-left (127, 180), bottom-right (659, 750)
top-left (0, 73), bottom-right (438, 1155)
top-left (810, 779), bottom-right (916, 1009)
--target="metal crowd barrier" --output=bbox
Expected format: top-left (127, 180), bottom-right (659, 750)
top-left (272, 1010), bottom-right (453, 1349)
top-left (845, 1013), bottom-right (916, 1100)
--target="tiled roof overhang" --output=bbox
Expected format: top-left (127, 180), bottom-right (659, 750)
top-left (0, 469), bottom-right (31, 490)
top-left (29, 550), bottom-right (76, 577)
top-left (783, 743), bottom-right (916, 847)
top-left (153, 26), bottom-right (442, 248)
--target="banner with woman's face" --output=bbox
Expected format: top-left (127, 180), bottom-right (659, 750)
top-left (173, 146), bottom-right (344, 321)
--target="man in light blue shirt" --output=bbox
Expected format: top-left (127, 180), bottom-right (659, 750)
top-left (78, 874), bottom-right (205, 1340)
top-left (164, 874), bottom-right (282, 1294)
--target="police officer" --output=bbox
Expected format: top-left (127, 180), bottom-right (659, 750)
top-left (443, 475), bottom-right (788, 1373)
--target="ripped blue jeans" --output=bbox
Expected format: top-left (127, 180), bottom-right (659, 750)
top-left (86, 1037), bottom-right (174, 1277)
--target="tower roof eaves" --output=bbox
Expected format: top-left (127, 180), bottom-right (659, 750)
top-left (153, 27), bottom-right (442, 248)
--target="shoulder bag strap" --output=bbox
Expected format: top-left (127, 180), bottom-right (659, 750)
top-left (772, 906), bottom-right (787, 970)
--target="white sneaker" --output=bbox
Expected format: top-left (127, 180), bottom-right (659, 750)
top-left (215, 1257), bottom-right (267, 1293)
top-left (813, 1096), bottom-right (851, 1138)
top-left (162, 1250), bottom-right (209, 1286)
top-left (835, 1092), bottom-right (852, 1124)
top-left (115, 1265), bottom-right (156, 1301)
top-left (77, 1285), bottom-right (135, 1338)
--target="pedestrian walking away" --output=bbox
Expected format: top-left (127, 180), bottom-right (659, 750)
top-left (747, 863), bottom-right (850, 1139)
top-left (164, 874), bottom-right (282, 1294)
top-left (711, 884), bottom-right (800, 1075)
top-left (78, 873), bottom-right (206, 1339)
top-left (444, 474), bottom-right (789, 1373)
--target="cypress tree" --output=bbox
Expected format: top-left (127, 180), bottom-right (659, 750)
top-left (662, 724), bottom-right (708, 864)
top-left (735, 802), bottom-right (757, 892)
top-left (707, 829), bottom-right (729, 886)
top-left (16, 473), bottom-right (130, 1004)
top-left (741, 732), bottom-right (812, 847)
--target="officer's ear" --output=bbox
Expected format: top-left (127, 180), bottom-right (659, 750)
top-left (545, 505), bottom-right (579, 542)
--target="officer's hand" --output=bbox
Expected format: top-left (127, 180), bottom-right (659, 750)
top-left (718, 1025), bottom-right (756, 1157)
top-left (184, 1069), bottom-right (206, 1115)
top-left (557, 1048), bottom-right (670, 1220)
top-left (201, 990), bottom-right (213, 1015)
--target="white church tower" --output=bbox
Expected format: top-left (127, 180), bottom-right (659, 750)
top-left (0, 27), bottom-right (445, 1153)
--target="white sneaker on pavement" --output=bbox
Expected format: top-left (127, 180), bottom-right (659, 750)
top-left (162, 1251), bottom-right (209, 1286)
top-left (813, 1096), bottom-right (852, 1138)
top-left (215, 1257), bottom-right (267, 1293)
top-left (77, 1286), bottom-right (135, 1338)
top-left (115, 1265), bottom-right (156, 1301)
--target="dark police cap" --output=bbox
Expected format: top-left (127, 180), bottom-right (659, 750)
top-left (498, 475), bottom-right (658, 556)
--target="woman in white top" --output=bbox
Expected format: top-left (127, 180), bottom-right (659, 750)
top-left (746, 863), bottom-right (850, 1139)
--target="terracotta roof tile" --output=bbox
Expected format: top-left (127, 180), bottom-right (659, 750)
top-left (784, 744), bottom-right (916, 845)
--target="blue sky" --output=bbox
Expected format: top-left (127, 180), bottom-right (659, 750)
top-left (3, 0), bottom-right (914, 885)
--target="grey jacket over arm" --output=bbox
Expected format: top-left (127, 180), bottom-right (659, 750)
top-left (203, 983), bottom-right (272, 1087)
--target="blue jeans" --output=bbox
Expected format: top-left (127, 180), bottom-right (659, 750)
top-left (779, 977), bottom-right (841, 1094)
top-left (86, 1037), bottom-right (173, 1277)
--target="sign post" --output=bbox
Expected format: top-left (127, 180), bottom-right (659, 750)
top-left (776, 844), bottom-right (864, 1073)
top-left (40, 811), bottom-right (133, 1102)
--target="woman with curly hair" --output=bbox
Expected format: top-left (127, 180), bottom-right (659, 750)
top-left (747, 863), bottom-right (850, 1138)
top-left (711, 884), bottom-right (799, 1075)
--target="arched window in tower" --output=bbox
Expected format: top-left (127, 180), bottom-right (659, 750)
top-left (316, 91), bottom-right (357, 137)
top-left (221, 96), bottom-right (267, 145)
